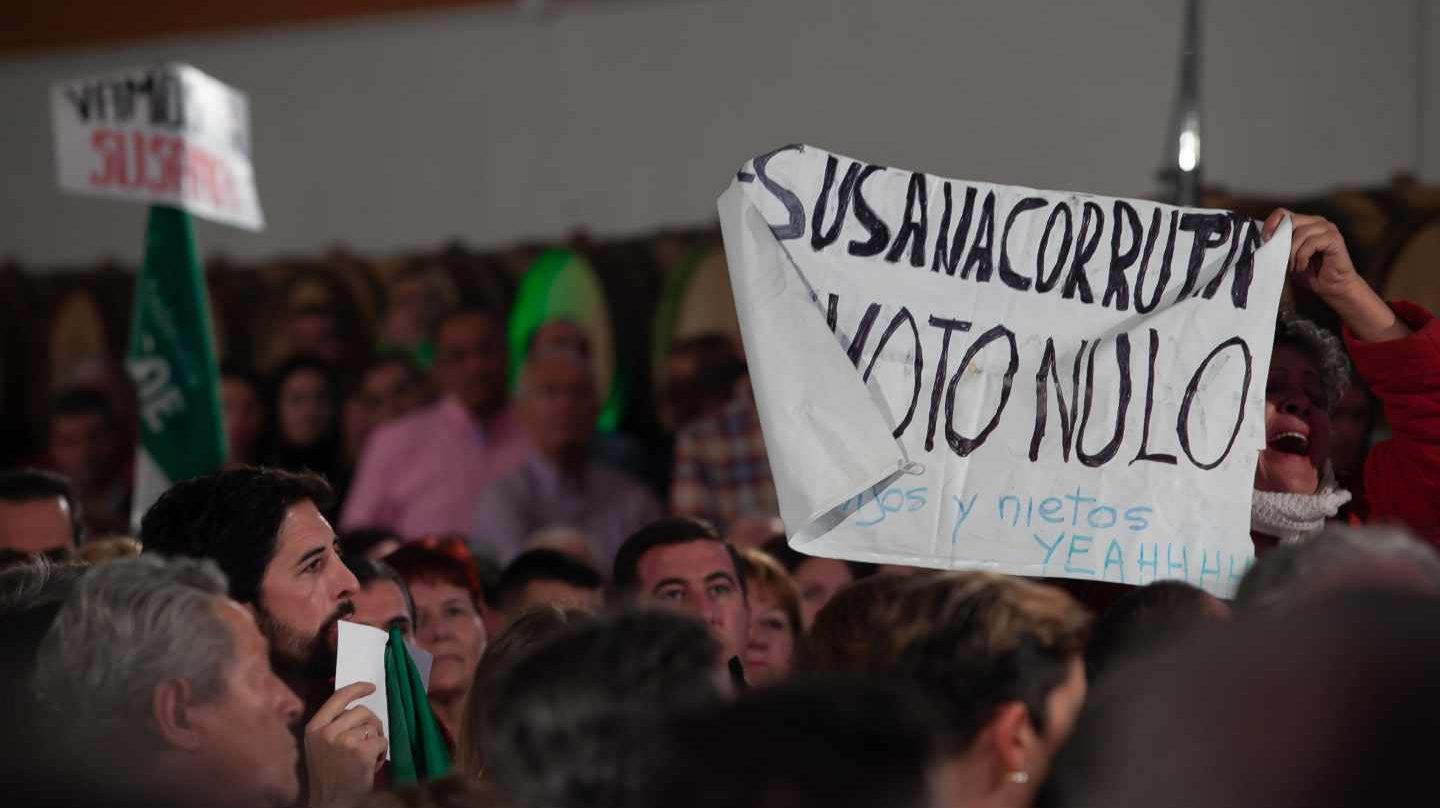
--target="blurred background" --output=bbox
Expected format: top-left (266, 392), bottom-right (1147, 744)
top-left (1, 0), bottom-right (1437, 494)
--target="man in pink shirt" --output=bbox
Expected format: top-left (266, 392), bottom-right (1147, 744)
top-left (342, 309), bottom-right (528, 538)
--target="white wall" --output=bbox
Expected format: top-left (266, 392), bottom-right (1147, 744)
top-left (0, 0), bottom-right (1427, 269)
top-left (1425, 0), bottom-right (1440, 183)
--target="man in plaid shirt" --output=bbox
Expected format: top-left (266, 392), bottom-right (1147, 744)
top-left (669, 382), bottom-right (779, 533)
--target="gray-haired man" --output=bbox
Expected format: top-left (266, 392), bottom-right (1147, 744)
top-left (29, 555), bottom-right (319, 808)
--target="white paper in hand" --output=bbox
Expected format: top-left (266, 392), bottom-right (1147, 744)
top-left (335, 620), bottom-right (390, 759)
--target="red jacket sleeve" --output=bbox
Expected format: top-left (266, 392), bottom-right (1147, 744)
top-left (1345, 301), bottom-right (1440, 545)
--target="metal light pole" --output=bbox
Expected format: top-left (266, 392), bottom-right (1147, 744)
top-left (1161, 0), bottom-right (1202, 206)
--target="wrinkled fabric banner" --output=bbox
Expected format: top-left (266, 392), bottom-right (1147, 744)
top-left (717, 145), bottom-right (1289, 597)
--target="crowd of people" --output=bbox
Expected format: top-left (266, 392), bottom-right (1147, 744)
top-left (2, 210), bottom-right (1440, 807)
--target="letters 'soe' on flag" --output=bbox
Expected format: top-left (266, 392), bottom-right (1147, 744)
top-left (127, 206), bottom-right (227, 526)
top-left (718, 145), bottom-right (1291, 597)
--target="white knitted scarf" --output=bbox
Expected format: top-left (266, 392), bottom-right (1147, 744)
top-left (1250, 462), bottom-right (1352, 545)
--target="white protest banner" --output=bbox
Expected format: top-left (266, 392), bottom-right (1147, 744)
top-left (718, 145), bottom-right (1291, 597)
top-left (51, 63), bottom-right (264, 231)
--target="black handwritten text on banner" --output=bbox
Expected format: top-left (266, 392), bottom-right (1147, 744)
top-left (718, 145), bottom-right (1290, 597)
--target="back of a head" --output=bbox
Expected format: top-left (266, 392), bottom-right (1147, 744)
top-left (611, 517), bottom-right (729, 598)
top-left (1044, 589), bottom-right (1440, 808)
top-left (0, 468), bottom-right (84, 549)
top-left (0, 558), bottom-right (91, 790)
top-left (650, 679), bottom-right (945, 808)
top-left (457, 606), bottom-right (594, 778)
top-left (482, 608), bottom-right (720, 808)
top-left (801, 573), bottom-right (917, 672)
top-left (139, 467), bottom-right (333, 604)
top-left (29, 556), bottom-right (232, 792)
top-left (1235, 524), bottom-right (1440, 613)
top-left (494, 549), bottom-right (602, 613)
top-left (761, 535), bottom-right (877, 580)
top-left (344, 551), bottom-right (415, 624)
top-left (878, 573), bottom-right (1091, 752)
top-left (1085, 581), bottom-right (1227, 680)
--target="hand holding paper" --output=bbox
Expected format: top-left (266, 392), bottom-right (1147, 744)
top-left (303, 681), bottom-right (386, 808)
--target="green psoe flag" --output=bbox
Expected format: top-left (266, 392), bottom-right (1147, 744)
top-left (126, 205), bottom-right (226, 528)
top-left (385, 627), bottom-right (452, 784)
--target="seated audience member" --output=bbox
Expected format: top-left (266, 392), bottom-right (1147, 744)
top-left (1041, 590), bottom-right (1440, 808)
top-left (659, 332), bottom-right (746, 433)
top-left (385, 543), bottom-right (489, 741)
top-left (265, 356), bottom-right (348, 495)
top-left (29, 556), bottom-right (305, 808)
top-left (800, 573), bottom-right (917, 672)
top-left (474, 352), bottom-right (660, 564)
top-left (851, 573), bottom-right (1091, 808)
top-left (283, 305), bottom-right (345, 368)
top-left (1235, 523), bottom-right (1440, 613)
top-left (650, 681), bottom-right (952, 808)
top-left (668, 342), bottom-right (780, 535)
top-left (1252, 210), bottom-right (1440, 550)
top-left (456, 606), bottom-right (594, 778)
top-left (492, 549), bottom-right (603, 622)
top-left (0, 469), bottom-right (83, 564)
top-left (345, 552), bottom-right (416, 640)
top-left (344, 309), bottom-right (527, 538)
top-left (46, 387), bottom-right (130, 537)
top-left (762, 535), bottom-right (876, 627)
top-left (139, 467), bottom-right (386, 808)
top-left (378, 262), bottom-right (459, 368)
top-left (1084, 581), bottom-right (1229, 681)
top-left (482, 609), bottom-right (722, 808)
top-left (220, 365), bottom-right (268, 469)
top-left (612, 517), bottom-right (751, 681)
top-left (345, 353), bottom-right (432, 464)
top-left (736, 547), bottom-right (803, 686)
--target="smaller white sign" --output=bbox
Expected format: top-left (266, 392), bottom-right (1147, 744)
top-left (335, 620), bottom-right (391, 759)
top-left (51, 63), bottom-right (264, 231)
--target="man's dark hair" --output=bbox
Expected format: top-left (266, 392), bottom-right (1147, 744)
top-left (482, 608), bottom-right (721, 808)
top-left (649, 679), bottom-right (944, 808)
top-left (0, 468), bottom-right (84, 546)
top-left (761, 534), bottom-right (876, 580)
top-left (49, 387), bottom-right (114, 424)
top-left (1085, 581), bottom-right (1225, 681)
top-left (494, 549), bottom-right (602, 612)
top-left (138, 467), bottom-right (333, 605)
top-left (611, 517), bottom-right (745, 599)
top-left (343, 551), bottom-right (415, 628)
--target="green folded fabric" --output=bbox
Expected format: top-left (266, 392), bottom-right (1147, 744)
top-left (384, 627), bottom-right (452, 784)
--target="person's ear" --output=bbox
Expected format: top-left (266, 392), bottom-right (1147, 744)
top-left (152, 678), bottom-right (204, 752)
top-left (989, 700), bottom-right (1040, 781)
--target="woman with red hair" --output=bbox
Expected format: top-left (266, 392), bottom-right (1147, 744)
top-left (384, 537), bottom-right (488, 741)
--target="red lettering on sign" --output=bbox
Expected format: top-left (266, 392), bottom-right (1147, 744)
top-left (88, 129), bottom-right (125, 188)
top-left (85, 128), bottom-right (239, 213)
